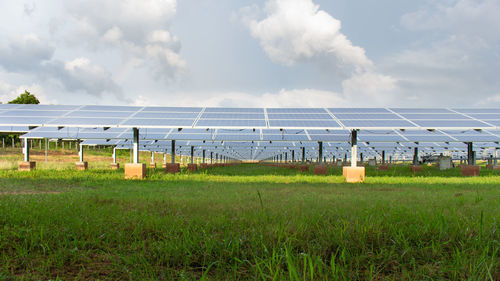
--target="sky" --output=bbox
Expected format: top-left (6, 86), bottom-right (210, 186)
top-left (0, 0), bottom-right (499, 108)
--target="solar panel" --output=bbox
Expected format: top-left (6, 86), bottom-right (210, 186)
top-left (401, 113), bottom-right (469, 120)
top-left (268, 120), bottom-right (340, 128)
top-left (122, 118), bottom-right (195, 127)
top-left (390, 108), bottom-right (453, 113)
top-left (328, 108), bottom-right (390, 113)
top-left (0, 110), bottom-right (66, 117)
top-left (67, 111), bottom-right (134, 118)
top-left (80, 105), bottom-right (141, 111)
top-left (341, 120), bottom-right (416, 128)
top-left (412, 120), bottom-right (492, 128)
top-left (196, 119), bottom-right (266, 127)
top-left (201, 113), bottom-right (265, 119)
top-left (267, 108), bottom-right (327, 114)
top-left (204, 107), bottom-right (263, 113)
top-left (333, 113), bottom-right (402, 120)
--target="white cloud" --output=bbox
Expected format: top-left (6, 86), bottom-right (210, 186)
top-left (0, 34), bottom-right (54, 72)
top-left (241, 0), bottom-right (398, 106)
top-left (62, 0), bottom-right (186, 81)
top-left (401, 0), bottom-right (500, 41)
top-left (242, 0), bottom-right (372, 72)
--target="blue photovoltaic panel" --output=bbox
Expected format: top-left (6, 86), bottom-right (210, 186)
top-left (134, 112), bottom-right (199, 119)
top-left (267, 113), bottom-right (333, 120)
top-left (122, 118), bottom-right (195, 127)
top-left (200, 113), bottom-right (265, 119)
top-left (308, 135), bottom-right (349, 141)
top-left (479, 120), bottom-right (500, 126)
top-left (142, 107), bottom-right (202, 112)
top-left (307, 129), bottom-right (350, 135)
top-left (204, 107), bottom-right (264, 113)
top-left (67, 111), bottom-right (134, 118)
top-left (0, 126), bottom-right (30, 132)
top-left (333, 113), bottom-right (402, 120)
top-left (18, 104), bottom-right (80, 110)
top-left (413, 120), bottom-right (492, 128)
top-left (341, 120), bottom-right (416, 128)
top-left (402, 135), bottom-right (454, 142)
top-left (453, 108), bottom-right (500, 114)
top-left (267, 108), bottom-right (327, 114)
top-left (47, 117), bottom-right (125, 126)
top-left (215, 134), bottom-right (261, 141)
top-left (268, 120), bottom-right (340, 128)
top-left (390, 108), bottom-right (453, 113)
top-left (196, 119), bottom-right (266, 127)
top-left (0, 117), bottom-right (53, 125)
top-left (0, 110), bottom-right (67, 117)
top-left (328, 108), bottom-right (390, 113)
top-left (80, 105), bottom-right (141, 111)
top-left (468, 114), bottom-right (500, 120)
top-left (451, 135), bottom-right (500, 142)
top-left (263, 134), bottom-right (309, 141)
top-left (0, 104), bottom-right (22, 109)
top-left (401, 113), bottom-right (470, 120)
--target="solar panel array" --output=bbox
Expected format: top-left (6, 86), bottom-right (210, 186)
top-left (3, 104), bottom-right (500, 130)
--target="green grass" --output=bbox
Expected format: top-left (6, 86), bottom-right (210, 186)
top-left (0, 164), bottom-right (499, 280)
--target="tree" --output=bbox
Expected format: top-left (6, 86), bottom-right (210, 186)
top-left (8, 90), bottom-right (40, 104)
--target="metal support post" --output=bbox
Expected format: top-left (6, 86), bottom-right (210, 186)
top-left (132, 128), bottom-right (139, 164)
top-left (467, 142), bottom-right (474, 165)
top-left (318, 141), bottom-right (323, 164)
top-left (351, 130), bottom-right (357, 167)
top-left (23, 138), bottom-right (30, 162)
top-left (190, 146), bottom-right (194, 164)
top-left (171, 140), bottom-right (176, 163)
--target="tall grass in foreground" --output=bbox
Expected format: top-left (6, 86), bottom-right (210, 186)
top-left (0, 164), bottom-right (498, 280)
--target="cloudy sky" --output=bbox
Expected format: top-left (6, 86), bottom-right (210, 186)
top-left (0, 0), bottom-right (499, 107)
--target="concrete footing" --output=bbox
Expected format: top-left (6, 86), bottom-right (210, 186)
top-left (410, 165), bottom-right (422, 172)
top-left (110, 163), bottom-right (120, 170)
top-left (149, 162), bottom-right (157, 168)
top-left (378, 165), bottom-right (389, 170)
top-left (75, 162), bottom-right (88, 170)
top-left (165, 163), bottom-right (180, 173)
top-left (313, 165), bottom-right (327, 175)
top-left (343, 167), bottom-right (365, 183)
top-left (124, 163), bottom-right (146, 179)
top-left (18, 161), bottom-right (36, 171)
top-left (200, 163), bottom-right (208, 169)
top-left (299, 165), bottom-right (310, 172)
top-left (461, 165), bottom-right (480, 176)
top-left (187, 164), bottom-right (197, 171)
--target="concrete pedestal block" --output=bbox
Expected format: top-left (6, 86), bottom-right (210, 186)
top-left (368, 159), bottom-right (377, 166)
top-left (165, 163), bottom-right (180, 173)
top-left (378, 165), bottom-right (389, 170)
top-left (200, 163), bottom-right (208, 169)
top-left (438, 156), bottom-right (452, 170)
top-left (187, 164), bottom-right (197, 171)
top-left (313, 165), bottom-right (328, 175)
top-left (493, 166), bottom-right (500, 170)
top-left (75, 162), bottom-right (88, 170)
top-left (110, 163), bottom-right (120, 170)
top-left (486, 164), bottom-right (494, 170)
top-left (461, 165), bottom-right (480, 176)
top-left (410, 165), bottom-right (422, 172)
top-left (18, 161), bottom-right (36, 171)
top-left (149, 162), bottom-right (157, 168)
top-left (299, 165), bottom-right (310, 172)
top-left (124, 163), bottom-right (146, 179)
top-left (343, 167), bottom-right (365, 183)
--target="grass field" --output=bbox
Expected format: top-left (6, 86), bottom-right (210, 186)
top-left (0, 150), bottom-right (499, 280)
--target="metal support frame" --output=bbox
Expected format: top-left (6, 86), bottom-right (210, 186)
top-left (132, 128), bottom-right (139, 164)
top-left (467, 142), bottom-right (474, 165)
top-left (79, 142), bottom-right (84, 162)
top-left (23, 138), bottom-right (30, 162)
top-left (301, 147), bottom-right (305, 163)
top-left (112, 147), bottom-right (117, 163)
top-left (190, 146), bottom-right (194, 164)
top-left (351, 130), bottom-right (357, 167)
top-left (171, 140), bottom-right (176, 164)
top-left (202, 150), bottom-right (206, 163)
top-left (413, 147), bottom-right (419, 165)
top-left (151, 151), bottom-right (155, 163)
top-left (318, 141), bottom-right (323, 164)
top-left (381, 150), bottom-right (385, 165)
top-left (210, 152), bottom-right (213, 163)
